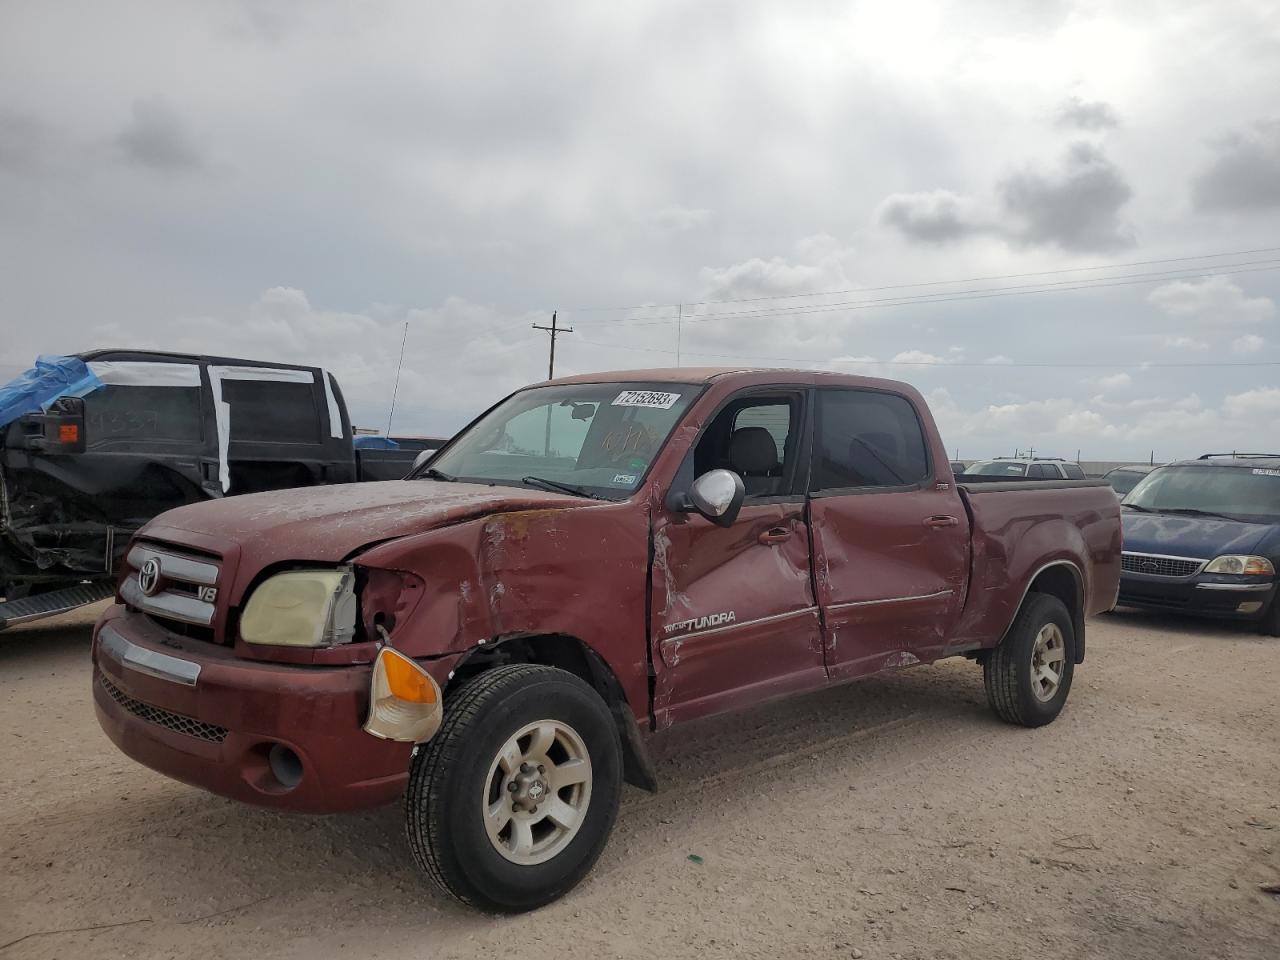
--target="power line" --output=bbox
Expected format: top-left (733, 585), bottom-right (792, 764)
top-left (562, 243), bottom-right (1280, 314)
top-left (568, 261), bottom-right (1280, 328)
top-left (570, 336), bottom-right (1280, 369)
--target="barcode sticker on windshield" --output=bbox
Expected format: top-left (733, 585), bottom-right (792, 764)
top-left (1253, 468), bottom-right (1280, 477)
top-left (612, 390), bottom-right (681, 409)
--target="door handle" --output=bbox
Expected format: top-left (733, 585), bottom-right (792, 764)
top-left (758, 526), bottom-right (793, 545)
top-left (924, 515), bottom-right (960, 528)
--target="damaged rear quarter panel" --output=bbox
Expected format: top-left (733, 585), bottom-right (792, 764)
top-left (353, 500), bottom-right (653, 722)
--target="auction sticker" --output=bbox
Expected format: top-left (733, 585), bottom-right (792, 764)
top-left (612, 390), bottom-right (681, 409)
top-left (1253, 468), bottom-right (1280, 477)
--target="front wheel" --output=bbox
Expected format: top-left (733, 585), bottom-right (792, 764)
top-left (984, 592), bottom-right (1076, 727)
top-left (405, 664), bottom-right (622, 913)
top-left (1259, 597), bottom-right (1280, 637)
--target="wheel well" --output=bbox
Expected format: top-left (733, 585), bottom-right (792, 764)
top-left (446, 634), bottom-right (659, 792)
top-left (1026, 564), bottom-right (1086, 663)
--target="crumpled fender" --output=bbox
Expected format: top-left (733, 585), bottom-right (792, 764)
top-left (354, 499), bottom-right (654, 721)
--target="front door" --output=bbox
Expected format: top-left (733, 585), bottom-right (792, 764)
top-left (651, 390), bottom-right (825, 726)
top-left (806, 388), bottom-right (970, 679)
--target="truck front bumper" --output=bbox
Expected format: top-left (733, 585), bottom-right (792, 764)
top-left (92, 605), bottom-right (446, 813)
top-left (1117, 572), bottom-right (1277, 623)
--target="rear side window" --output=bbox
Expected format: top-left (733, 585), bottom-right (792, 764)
top-left (84, 385), bottom-right (203, 444)
top-left (812, 389), bottom-right (930, 490)
top-left (221, 379), bottom-right (320, 443)
top-left (1028, 463), bottom-right (1056, 479)
top-left (1062, 463), bottom-right (1086, 480)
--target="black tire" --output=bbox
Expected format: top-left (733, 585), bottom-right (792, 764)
top-left (1259, 598), bottom-right (1280, 637)
top-left (405, 664), bottom-right (622, 913)
top-left (984, 592), bottom-right (1076, 727)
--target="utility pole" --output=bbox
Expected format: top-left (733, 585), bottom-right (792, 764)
top-left (676, 302), bottom-right (683, 367)
top-left (532, 310), bottom-right (573, 380)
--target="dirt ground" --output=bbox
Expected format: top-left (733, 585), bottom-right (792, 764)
top-left (1, 604), bottom-right (1277, 960)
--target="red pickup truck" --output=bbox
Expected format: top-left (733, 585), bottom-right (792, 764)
top-left (92, 368), bottom-right (1121, 912)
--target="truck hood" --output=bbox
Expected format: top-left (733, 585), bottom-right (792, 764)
top-left (1121, 509), bottom-right (1270, 560)
top-left (145, 480), bottom-right (590, 566)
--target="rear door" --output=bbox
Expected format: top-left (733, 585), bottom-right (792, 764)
top-left (651, 388), bottom-right (825, 725)
top-left (807, 388), bottom-right (970, 678)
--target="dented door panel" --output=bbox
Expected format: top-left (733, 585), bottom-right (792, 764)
top-left (812, 486), bottom-right (970, 678)
top-left (650, 502), bottom-right (825, 726)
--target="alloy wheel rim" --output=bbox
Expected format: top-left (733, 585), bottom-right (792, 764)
top-left (1030, 623), bottom-right (1067, 702)
top-left (482, 719), bottom-right (593, 866)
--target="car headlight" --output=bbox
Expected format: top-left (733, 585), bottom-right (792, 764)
top-left (1204, 555), bottom-right (1275, 576)
top-left (240, 568), bottom-right (358, 647)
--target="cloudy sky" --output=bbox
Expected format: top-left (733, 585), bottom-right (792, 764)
top-left (2, 0), bottom-right (1278, 460)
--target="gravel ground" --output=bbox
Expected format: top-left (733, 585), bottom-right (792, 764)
top-left (1, 603), bottom-right (1278, 960)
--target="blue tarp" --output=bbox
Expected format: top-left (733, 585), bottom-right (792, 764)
top-left (0, 355), bottom-right (102, 430)
top-left (352, 435), bottom-right (400, 449)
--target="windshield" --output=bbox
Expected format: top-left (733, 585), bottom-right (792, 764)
top-left (421, 382), bottom-right (699, 499)
top-left (1124, 465), bottom-right (1280, 523)
top-left (1106, 470), bottom-right (1147, 496)
top-left (967, 460), bottom-right (1028, 477)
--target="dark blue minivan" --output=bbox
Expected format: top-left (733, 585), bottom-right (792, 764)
top-left (1118, 454), bottom-right (1280, 635)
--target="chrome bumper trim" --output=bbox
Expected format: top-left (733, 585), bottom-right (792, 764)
top-left (100, 623), bottom-right (201, 686)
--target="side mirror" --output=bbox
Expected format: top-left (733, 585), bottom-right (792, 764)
top-left (674, 468), bottom-right (745, 527)
top-left (411, 450), bottom-right (433, 473)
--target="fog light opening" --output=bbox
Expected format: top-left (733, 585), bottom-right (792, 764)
top-left (268, 744), bottom-right (304, 790)
top-left (1237, 601), bottom-right (1264, 614)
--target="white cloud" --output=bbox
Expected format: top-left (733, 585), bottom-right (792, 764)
top-left (983, 355), bottom-right (1013, 364)
top-left (891, 350), bottom-right (950, 364)
top-left (146, 287), bottom-right (551, 433)
top-left (1147, 276), bottom-right (1276, 325)
top-left (1163, 335), bottom-right (1210, 350)
top-left (1231, 334), bottom-right (1265, 353)
top-left (1222, 386), bottom-right (1280, 420)
top-left (1096, 372), bottom-right (1131, 391)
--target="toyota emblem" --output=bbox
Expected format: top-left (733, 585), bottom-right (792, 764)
top-left (138, 558), bottom-right (162, 596)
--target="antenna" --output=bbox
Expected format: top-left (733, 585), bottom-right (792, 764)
top-left (385, 319), bottom-right (409, 436)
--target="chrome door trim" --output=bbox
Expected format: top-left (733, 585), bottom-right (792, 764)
top-left (661, 605), bottom-right (819, 644)
top-left (827, 589), bottom-right (953, 613)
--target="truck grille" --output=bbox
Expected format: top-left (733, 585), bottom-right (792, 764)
top-left (100, 675), bottom-right (228, 743)
top-left (121, 541), bottom-right (224, 643)
top-left (1121, 552), bottom-right (1206, 578)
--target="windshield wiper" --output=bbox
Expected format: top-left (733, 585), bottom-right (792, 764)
top-left (417, 467), bottom-right (457, 482)
top-left (1123, 503), bottom-right (1154, 512)
top-left (1159, 507), bottom-right (1242, 521)
top-left (521, 476), bottom-right (601, 499)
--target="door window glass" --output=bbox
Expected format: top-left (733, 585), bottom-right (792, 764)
top-left (1028, 463), bottom-right (1054, 478)
top-left (83, 385), bottom-right (203, 444)
top-left (221, 379), bottom-right (320, 443)
top-left (693, 397), bottom-right (798, 498)
top-left (1062, 463), bottom-right (1086, 479)
top-left (812, 390), bottom-right (929, 490)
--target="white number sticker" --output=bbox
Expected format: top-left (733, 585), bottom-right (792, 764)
top-left (612, 390), bottom-right (681, 409)
top-left (1252, 468), bottom-right (1280, 477)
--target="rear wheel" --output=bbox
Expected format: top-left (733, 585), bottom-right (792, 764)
top-left (984, 592), bottom-right (1075, 727)
top-left (405, 664), bottom-right (622, 913)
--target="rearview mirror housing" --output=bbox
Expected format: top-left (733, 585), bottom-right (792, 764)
top-left (673, 468), bottom-right (745, 527)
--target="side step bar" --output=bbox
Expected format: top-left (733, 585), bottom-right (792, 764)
top-left (0, 581), bottom-right (116, 631)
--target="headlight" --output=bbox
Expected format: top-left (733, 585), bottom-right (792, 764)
top-left (1204, 555), bottom-right (1275, 576)
top-left (240, 568), bottom-right (358, 647)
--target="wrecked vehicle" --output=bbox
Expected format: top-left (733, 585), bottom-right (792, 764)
top-left (91, 368), bottom-right (1122, 912)
top-left (0, 351), bottom-right (438, 629)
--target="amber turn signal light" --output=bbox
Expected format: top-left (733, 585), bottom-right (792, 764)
top-left (363, 647), bottom-right (443, 743)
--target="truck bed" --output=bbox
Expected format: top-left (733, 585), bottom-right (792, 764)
top-left (949, 477), bottom-right (1123, 655)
